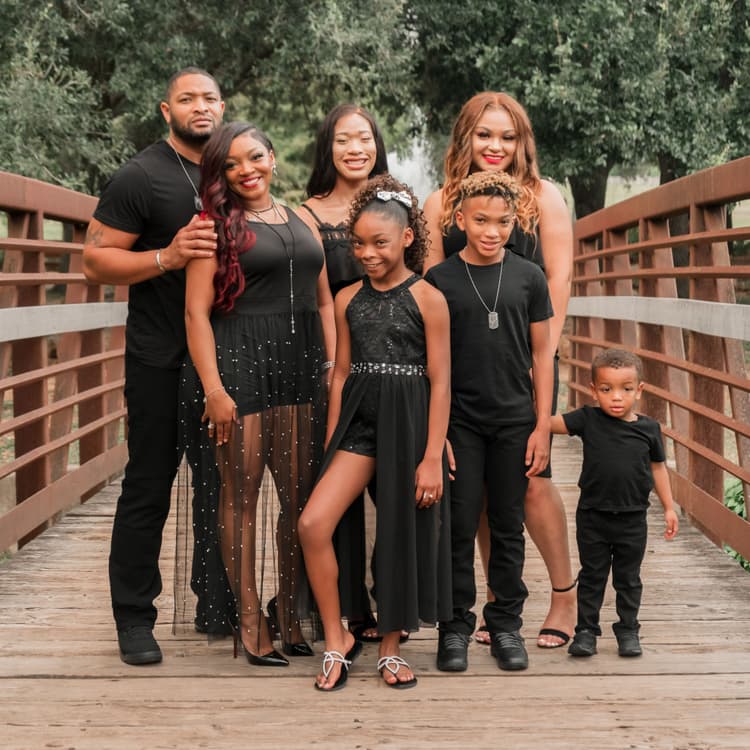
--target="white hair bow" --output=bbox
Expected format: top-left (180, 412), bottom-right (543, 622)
top-left (375, 190), bottom-right (412, 208)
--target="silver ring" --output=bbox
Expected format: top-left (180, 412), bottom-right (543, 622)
top-left (208, 422), bottom-right (215, 430)
top-left (427, 493), bottom-right (433, 499)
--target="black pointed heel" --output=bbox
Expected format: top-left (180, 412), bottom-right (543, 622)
top-left (243, 647), bottom-right (289, 667)
top-left (267, 596), bottom-right (313, 657)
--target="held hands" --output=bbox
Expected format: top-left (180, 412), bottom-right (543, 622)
top-left (415, 457), bottom-right (443, 509)
top-left (159, 214), bottom-right (217, 271)
top-left (525, 425), bottom-right (550, 477)
top-left (203, 389), bottom-right (238, 446)
top-left (663, 508), bottom-right (679, 540)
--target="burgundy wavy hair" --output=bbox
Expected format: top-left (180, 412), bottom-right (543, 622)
top-left (200, 122), bottom-right (273, 313)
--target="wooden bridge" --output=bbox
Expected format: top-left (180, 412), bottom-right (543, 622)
top-left (1, 161), bottom-right (749, 748)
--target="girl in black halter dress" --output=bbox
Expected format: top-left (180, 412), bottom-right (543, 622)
top-left (299, 176), bottom-right (452, 692)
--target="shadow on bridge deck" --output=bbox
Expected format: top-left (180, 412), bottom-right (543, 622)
top-left (1, 436), bottom-right (749, 749)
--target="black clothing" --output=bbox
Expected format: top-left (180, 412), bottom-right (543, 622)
top-left (300, 203), bottom-right (363, 295)
top-left (425, 251), bottom-right (552, 428)
top-left (94, 141), bottom-right (199, 370)
top-left (339, 275), bottom-right (427, 457)
top-left (444, 419), bottom-right (532, 635)
top-left (576, 508), bottom-right (647, 636)
top-left (300, 202), bottom-right (371, 621)
top-left (98, 141), bottom-right (201, 631)
top-left (323, 275), bottom-right (452, 633)
top-left (177, 211), bottom-right (327, 644)
top-left (109, 355), bottom-right (181, 629)
top-left (427, 251), bottom-right (551, 636)
top-left (564, 406), bottom-right (666, 637)
top-left (563, 406), bottom-right (665, 512)
top-left (443, 219), bottom-right (556, 476)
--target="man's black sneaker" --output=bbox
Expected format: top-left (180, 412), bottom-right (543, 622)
top-left (117, 625), bottom-right (162, 665)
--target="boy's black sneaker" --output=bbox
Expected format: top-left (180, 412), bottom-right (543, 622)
top-left (490, 630), bottom-right (528, 670)
top-left (117, 625), bottom-right (163, 665)
top-left (568, 629), bottom-right (597, 657)
top-left (436, 631), bottom-right (470, 672)
top-left (616, 631), bottom-right (642, 657)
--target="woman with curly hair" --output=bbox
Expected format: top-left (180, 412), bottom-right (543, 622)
top-left (299, 175), bottom-right (452, 691)
top-left (423, 92), bottom-right (576, 649)
top-left (179, 121), bottom-right (335, 666)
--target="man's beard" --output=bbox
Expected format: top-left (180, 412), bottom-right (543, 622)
top-left (171, 120), bottom-right (215, 147)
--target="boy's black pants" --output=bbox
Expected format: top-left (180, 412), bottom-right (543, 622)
top-left (441, 419), bottom-right (533, 636)
top-left (575, 507), bottom-right (648, 636)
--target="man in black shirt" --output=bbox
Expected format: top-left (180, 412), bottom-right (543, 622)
top-left (83, 68), bottom-right (224, 665)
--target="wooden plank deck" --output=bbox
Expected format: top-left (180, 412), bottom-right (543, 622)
top-left (1, 435), bottom-right (749, 749)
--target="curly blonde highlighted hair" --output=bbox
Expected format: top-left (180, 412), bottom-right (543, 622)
top-left (440, 92), bottom-right (541, 234)
top-left (348, 174), bottom-right (430, 272)
top-left (456, 171), bottom-right (537, 235)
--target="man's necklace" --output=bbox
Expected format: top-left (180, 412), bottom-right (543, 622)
top-left (463, 251), bottom-right (505, 330)
top-left (247, 200), bottom-right (298, 334)
top-left (166, 138), bottom-right (203, 212)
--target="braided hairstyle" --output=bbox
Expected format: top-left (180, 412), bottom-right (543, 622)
top-left (456, 171), bottom-right (536, 235)
top-left (347, 174), bottom-right (430, 273)
top-left (200, 122), bottom-right (274, 313)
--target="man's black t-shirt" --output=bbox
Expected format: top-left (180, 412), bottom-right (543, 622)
top-left (425, 250), bottom-right (552, 427)
top-left (93, 141), bottom-right (200, 369)
top-left (563, 405), bottom-right (666, 511)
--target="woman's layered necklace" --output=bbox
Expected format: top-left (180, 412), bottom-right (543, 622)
top-left (246, 199), bottom-right (298, 334)
top-left (463, 250), bottom-right (505, 330)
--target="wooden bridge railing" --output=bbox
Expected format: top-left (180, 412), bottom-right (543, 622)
top-left (0, 172), bottom-right (127, 552)
top-left (2, 161), bottom-right (749, 560)
top-left (565, 157), bottom-right (750, 561)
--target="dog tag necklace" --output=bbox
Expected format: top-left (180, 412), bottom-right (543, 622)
top-left (463, 252), bottom-right (505, 330)
top-left (167, 138), bottom-right (204, 212)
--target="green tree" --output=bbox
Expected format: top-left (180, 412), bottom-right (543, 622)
top-left (0, 0), bottom-right (412, 196)
top-left (407, 0), bottom-right (739, 217)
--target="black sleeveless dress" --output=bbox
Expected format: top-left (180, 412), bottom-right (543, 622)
top-left (300, 203), bottom-right (363, 295)
top-left (323, 274), bottom-right (453, 633)
top-left (176, 210), bottom-right (327, 642)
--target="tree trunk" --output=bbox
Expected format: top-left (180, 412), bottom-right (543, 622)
top-left (568, 165), bottom-right (611, 219)
top-left (658, 152), bottom-right (689, 185)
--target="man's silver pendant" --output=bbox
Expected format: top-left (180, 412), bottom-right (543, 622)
top-left (488, 312), bottom-right (499, 330)
top-left (194, 195), bottom-right (204, 212)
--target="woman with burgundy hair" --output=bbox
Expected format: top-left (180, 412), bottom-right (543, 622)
top-left (423, 92), bottom-right (576, 649)
top-left (178, 121), bottom-right (335, 666)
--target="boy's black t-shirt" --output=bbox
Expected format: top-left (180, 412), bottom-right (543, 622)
top-left (93, 141), bottom-right (201, 369)
top-left (425, 250), bottom-right (552, 427)
top-left (563, 405), bottom-right (666, 511)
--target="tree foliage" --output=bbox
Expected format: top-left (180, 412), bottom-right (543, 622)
top-left (0, 0), bottom-right (411, 195)
top-left (407, 0), bottom-right (743, 216)
top-left (0, 0), bottom-right (747, 213)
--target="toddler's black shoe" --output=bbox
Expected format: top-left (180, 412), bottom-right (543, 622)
top-left (568, 629), bottom-right (597, 657)
top-left (490, 630), bottom-right (528, 671)
top-left (117, 625), bottom-right (162, 665)
top-left (616, 631), bottom-right (642, 657)
top-left (436, 631), bottom-right (470, 672)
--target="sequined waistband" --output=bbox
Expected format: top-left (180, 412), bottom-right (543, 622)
top-left (349, 361), bottom-right (426, 376)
